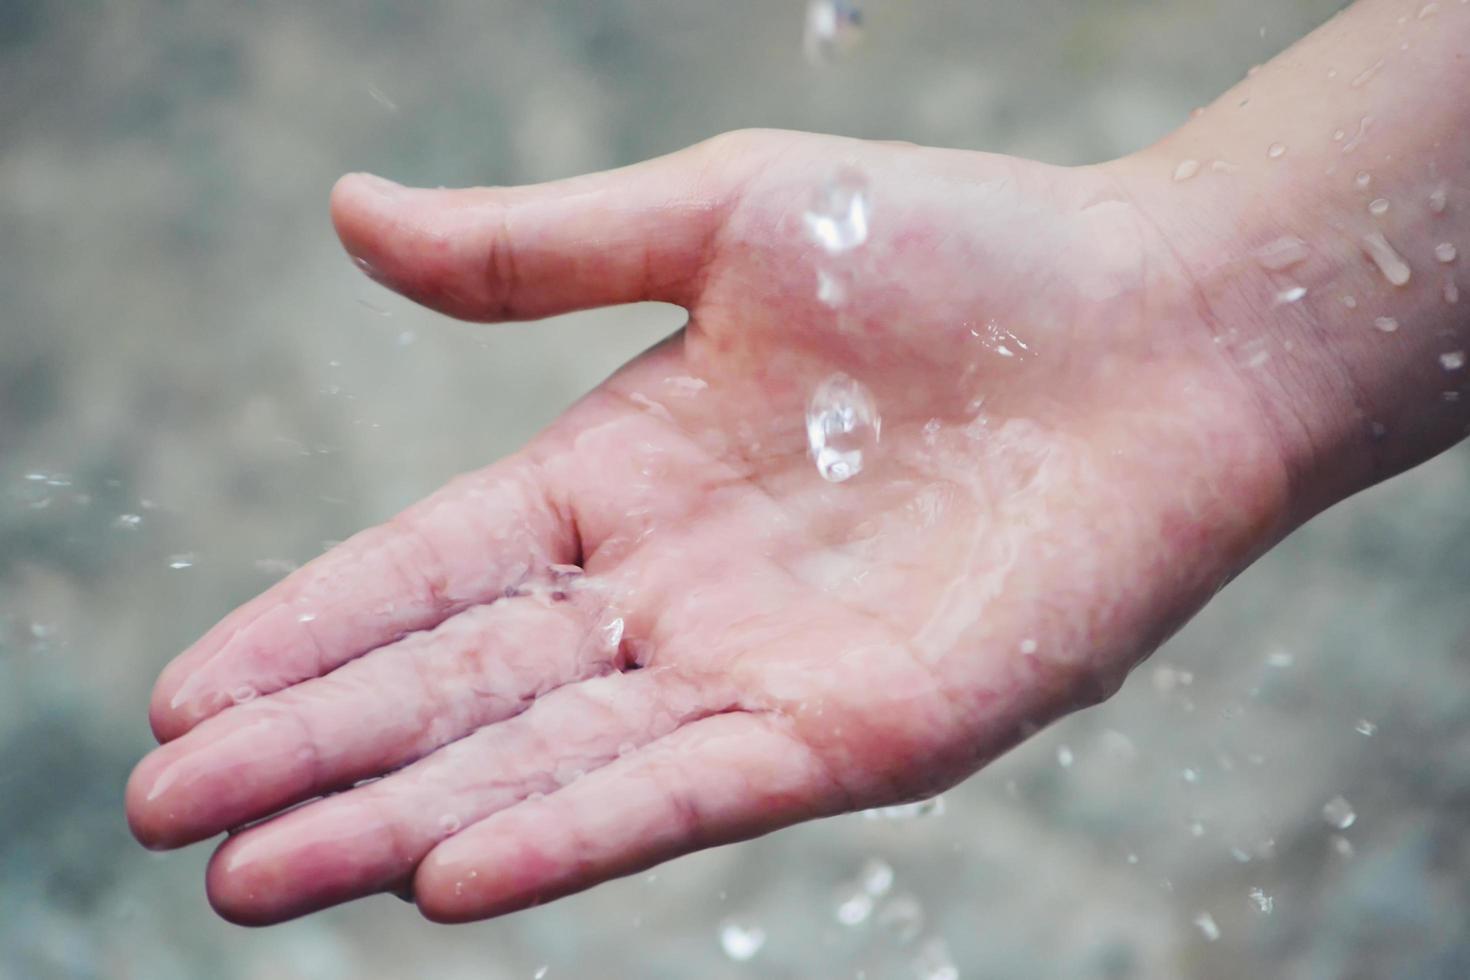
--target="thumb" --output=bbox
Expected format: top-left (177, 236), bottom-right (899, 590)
top-left (331, 133), bottom-right (760, 323)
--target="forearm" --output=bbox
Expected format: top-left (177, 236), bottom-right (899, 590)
top-left (1115, 0), bottom-right (1470, 519)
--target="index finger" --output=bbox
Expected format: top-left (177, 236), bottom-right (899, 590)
top-left (149, 450), bottom-right (577, 742)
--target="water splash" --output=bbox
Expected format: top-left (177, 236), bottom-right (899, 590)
top-left (806, 373), bottom-right (881, 482)
top-left (804, 169), bottom-right (870, 254)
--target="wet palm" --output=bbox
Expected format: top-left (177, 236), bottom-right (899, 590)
top-left (127, 130), bottom-right (1290, 924)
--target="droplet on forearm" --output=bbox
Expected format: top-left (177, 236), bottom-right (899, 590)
top-left (1361, 231), bottom-right (1412, 286)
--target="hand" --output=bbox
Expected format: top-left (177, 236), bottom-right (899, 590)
top-left (126, 129), bottom-right (1292, 924)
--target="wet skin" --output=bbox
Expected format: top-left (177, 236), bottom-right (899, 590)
top-left (127, 0), bottom-right (1470, 927)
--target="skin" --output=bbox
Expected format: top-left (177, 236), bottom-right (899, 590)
top-left (126, 0), bottom-right (1468, 927)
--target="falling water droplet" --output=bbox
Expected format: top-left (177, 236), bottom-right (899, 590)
top-left (1361, 232), bottom-right (1412, 286)
top-left (1446, 277), bottom-right (1461, 304)
top-left (1440, 351), bottom-right (1466, 371)
top-left (1419, 2), bottom-right (1441, 17)
top-left (1173, 159), bottom-right (1201, 182)
top-left (1193, 912), bottom-right (1221, 941)
top-left (168, 553), bottom-right (196, 570)
top-left (1267, 142), bottom-right (1287, 159)
top-left (1322, 795), bottom-right (1357, 829)
top-left (802, 0), bottom-right (863, 65)
top-left (877, 894), bottom-right (925, 942)
top-left (1276, 285), bottom-right (1308, 304)
top-left (719, 920), bottom-right (767, 961)
top-left (1354, 719), bottom-right (1378, 735)
top-left (835, 889), bottom-right (875, 926)
top-left (1331, 128), bottom-right (1346, 142)
top-left (1435, 242), bottom-right (1458, 263)
top-left (533, 967), bottom-right (549, 980)
top-left (113, 513), bottom-right (143, 529)
top-left (1248, 888), bottom-right (1275, 914)
top-left (912, 938), bottom-right (959, 980)
top-left (366, 84), bottom-right (399, 112)
top-left (861, 858), bottom-right (895, 896)
top-left (1331, 835), bottom-right (1355, 858)
top-left (1256, 236), bottom-right (1310, 271)
top-left (1429, 184), bottom-right (1449, 214)
top-left (1373, 316), bottom-right (1400, 333)
top-left (1368, 198), bottom-right (1391, 216)
top-left (806, 373), bottom-right (881, 483)
top-left (1057, 745), bottom-right (1074, 768)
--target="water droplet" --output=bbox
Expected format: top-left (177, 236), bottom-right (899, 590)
top-left (1331, 834), bottom-right (1355, 858)
top-left (230, 685), bottom-right (259, 705)
top-left (1248, 887), bottom-right (1274, 914)
top-left (1373, 316), bottom-right (1400, 333)
top-left (861, 858), bottom-right (894, 896)
top-left (1276, 285), bottom-right (1308, 304)
top-left (1019, 638), bottom-right (1038, 655)
top-left (1267, 142), bottom-right (1287, 159)
top-left (1361, 232), bottom-right (1412, 286)
top-left (1446, 277), bottom-right (1460, 304)
top-left (1193, 912), bottom-right (1221, 941)
top-left (719, 920), bottom-right (766, 961)
top-left (1342, 295), bottom-right (1358, 309)
top-left (1331, 128), bottom-right (1346, 142)
top-left (1343, 116), bottom-right (1373, 153)
top-left (533, 967), bottom-right (549, 980)
top-left (1056, 745), bottom-right (1074, 768)
top-left (438, 813), bottom-right (462, 835)
top-left (113, 513), bottom-right (142, 529)
top-left (1189, 820), bottom-right (1207, 838)
top-left (297, 612), bottom-right (318, 624)
top-left (862, 797), bottom-right (945, 820)
top-left (1255, 236), bottom-right (1311, 271)
top-left (1182, 767), bottom-right (1201, 784)
top-left (912, 937), bottom-right (959, 980)
top-left (1173, 159), bottom-right (1201, 182)
top-left (1419, 2), bottom-right (1441, 18)
top-left (835, 889), bottom-right (874, 926)
top-left (168, 553), bottom-right (196, 570)
top-left (806, 373), bottom-right (881, 483)
top-left (357, 298), bottom-right (392, 317)
top-left (1354, 171), bottom-right (1372, 190)
top-left (1322, 795), bottom-right (1357, 829)
top-left (1368, 198), bottom-right (1391, 216)
top-left (802, 0), bottom-right (863, 65)
top-left (816, 269), bottom-right (848, 308)
top-left (366, 84), bottom-right (399, 112)
top-left (602, 616), bottom-right (625, 651)
top-left (1350, 59), bottom-right (1385, 88)
top-left (1440, 351), bottom-right (1466, 371)
top-left (1266, 648), bottom-right (1294, 668)
top-left (804, 170), bottom-right (870, 254)
top-left (877, 893), bottom-right (924, 942)
top-left (1435, 242), bottom-right (1458, 263)
top-left (1429, 184), bottom-right (1449, 214)
top-left (1354, 719), bottom-right (1378, 735)
top-left (396, 330), bottom-right (417, 347)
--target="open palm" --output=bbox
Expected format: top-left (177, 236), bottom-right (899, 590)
top-left (127, 130), bottom-right (1290, 924)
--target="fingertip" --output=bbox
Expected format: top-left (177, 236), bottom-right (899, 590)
top-left (124, 755), bottom-right (173, 851)
top-left (207, 837), bottom-right (288, 927)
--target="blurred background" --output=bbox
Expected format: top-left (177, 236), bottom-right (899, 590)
top-left (3, 0), bottom-right (1468, 977)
